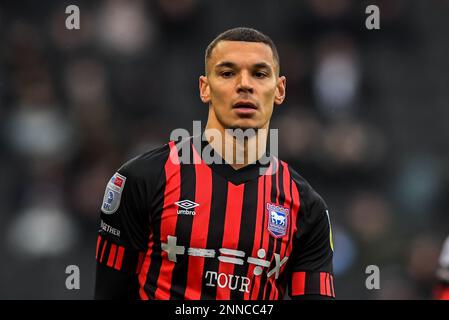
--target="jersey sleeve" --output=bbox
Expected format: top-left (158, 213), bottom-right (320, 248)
top-left (288, 175), bottom-right (335, 300)
top-left (94, 146), bottom-right (167, 299)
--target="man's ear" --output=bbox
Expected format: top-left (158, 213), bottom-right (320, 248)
top-left (199, 75), bottom-right (211, 103)
top-left (274, 76), bottom-right (286, 105)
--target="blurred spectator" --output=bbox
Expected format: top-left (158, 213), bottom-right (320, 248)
top-left (96, 0), bottom-right (155, 56)
top-left (313, 34), bottom-right (360, 117)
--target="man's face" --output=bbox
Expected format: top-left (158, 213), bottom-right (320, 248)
top-left (200, 41), bottom-right (286, 130)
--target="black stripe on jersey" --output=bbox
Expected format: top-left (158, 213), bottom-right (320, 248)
top-left (283, 166), bottom-right (294, 259)
top-left (200, 173), bottom-right (229, 300)
top-left (271, 161), bottom-right (286, 299)
top-left (230, 178), bottom-right (259, 300)
top-left (169, 146), bottom-right (196, 299)
top-left (249, 174), bottom-right (267, 299)
top-left (329, 275), bottom-right (335, 298)
top-left (143, 168), bottom-right (167, 299)
top-left (258, 161), bottom-right (278, 299)
top-left (276, 165), bottom-right (294, 299)
top-left (278, 161), bottom-right (285, 206)
top-left (306, 272), bottom-right (321, 295)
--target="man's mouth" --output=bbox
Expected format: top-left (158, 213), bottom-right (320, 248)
top-left (232, 101), bottom-right (258, 117)
top-left (232, 101), bottom-right (258, 110)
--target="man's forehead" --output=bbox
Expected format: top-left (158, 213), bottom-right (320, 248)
top-left (209, 40), bottom-right (276, 68)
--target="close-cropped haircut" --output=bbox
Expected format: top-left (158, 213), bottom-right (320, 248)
top-left (205, 27), bottom-right (280, 75)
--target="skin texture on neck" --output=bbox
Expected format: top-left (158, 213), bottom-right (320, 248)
top-left (204, 111), bottom-right (269, 170)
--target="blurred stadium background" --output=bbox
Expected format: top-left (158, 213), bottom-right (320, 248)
top-left (0, 0), bottom-right (448, 299)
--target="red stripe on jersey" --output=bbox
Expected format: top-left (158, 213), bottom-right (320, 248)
top-left (265, 161), bottom-right (293, 301)
top-left (184, 146), bottom-right (212, 299)
top-left (291, 272), bottom-right (306, 295)
top-left (107, 244), bottom-right (117, 268)
top-left (284, 179), bottom-right (301, 257)
top-left (275, 157), bottom-right (280, 204)
top-left (290, 177), bottom-right (300, 242)
top-left (154, 141), bottom-right (181, 300)
top-left (244, 175), bottom-right (265, 300)
top-left (99, 239), bottom-right (107, 263)
top-left (216, 182), bottom-right (245, 300)
top-left (281, 161), bottom-right (292, 237)
top-left (263, 162), bottom-right (300, 300)
top-left (138, 243), bottom-right (153, 299)
top-left (251, 164), bottom-right (273, 300)
top-left (320, 272), bottom-right (327, 296)
top-left (262, 158), bottom-right (281, 300)
top-left (326, 273), bottom-right (332, 296)
top-left (269, 283), bottom-right (277, 300)
top-left (274, 161), bottom-right (294, 301)
top-left (283, 162), bottom-right (298, 259)
top-left (329, 274), bottom-right (335, 298)
top-left (114, 246), bottom-right (125, 271)
top-left (272, 157), bottom-right (282, 300)
top-left (281, 161), bottom-right (292, 204)
top-left (136, 252), bottom-right (145, 274)
top-left (96, 235), bottom-right (101, 259)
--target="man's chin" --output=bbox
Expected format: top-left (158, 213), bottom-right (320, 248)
top-left (227, 125), bottom-right (261, 131)
top-left (226, 120), bottom-right (264, 131)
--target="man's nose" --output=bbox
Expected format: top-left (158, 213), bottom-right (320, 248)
top-left (236, 72), bottom-right (253, 93)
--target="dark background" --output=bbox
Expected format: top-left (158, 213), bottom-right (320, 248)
top-left (0, 0), bottom-right (448, 299)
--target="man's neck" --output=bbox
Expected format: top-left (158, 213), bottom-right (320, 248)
top-left (204, 123), bottom-right (269, 170)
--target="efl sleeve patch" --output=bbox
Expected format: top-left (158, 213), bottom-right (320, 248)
top-left (101, 172), bottom-right (127, 214)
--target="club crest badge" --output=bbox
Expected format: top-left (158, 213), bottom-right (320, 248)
top-left (266, 203), bottom-right (289, 238)
top-left (101, 172), bottom-right (126, 214)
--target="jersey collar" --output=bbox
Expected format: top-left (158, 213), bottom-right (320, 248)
top-left (191, 135), bottom-right (274, 185)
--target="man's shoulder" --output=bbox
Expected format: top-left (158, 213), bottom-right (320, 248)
top-left (116, 136), bottom-right (197, 180)
top-left (118, 143), bottom-right (171, 181)
top-left (280, 160), bottom-right (327, 212)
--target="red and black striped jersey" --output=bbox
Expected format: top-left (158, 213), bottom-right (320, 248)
top-left (94, 138), bottom-right (335, 300)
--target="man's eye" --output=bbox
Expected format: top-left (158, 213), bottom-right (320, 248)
top-left (220, 71), bottom-right (234, 78)
top-left (254, 72), bottom-right (268, 78)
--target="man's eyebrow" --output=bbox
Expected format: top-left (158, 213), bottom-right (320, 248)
top-left (214, 61), bottom-right (237, 69)
top-left (214, 61), bottom-right (273, 70)
top-left (253, 62), bottom-right (273, 70)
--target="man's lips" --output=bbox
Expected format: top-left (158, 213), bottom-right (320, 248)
top-left (232, 101), bottom-right (258, 116)
top-left (232, 101), bottom-right (258, 109)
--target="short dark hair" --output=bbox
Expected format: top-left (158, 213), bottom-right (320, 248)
top-left (205, 27), bottom-right (280, 74)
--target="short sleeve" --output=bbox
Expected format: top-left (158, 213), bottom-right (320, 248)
top-left (95, 161), bottom-right (151, 274)
top-left (94, 145), bottom-right (169, 299)
top-left (288, 182), bottom-right (335, 299)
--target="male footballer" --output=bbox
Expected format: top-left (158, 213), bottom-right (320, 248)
top-left (94, 27), bottom-right (335, 300)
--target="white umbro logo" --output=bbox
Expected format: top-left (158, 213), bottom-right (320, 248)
top-left (175, 200), bottom-right (199, 215)
top-left (175, 200), bottom-right (200, 210)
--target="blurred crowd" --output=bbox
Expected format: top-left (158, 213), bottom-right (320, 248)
top-left (0, 0), bottom-right (448, 299)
